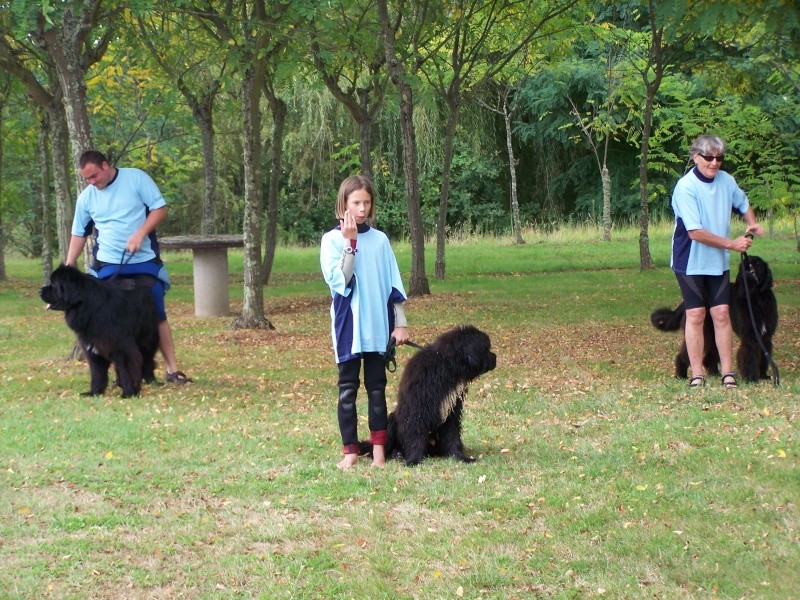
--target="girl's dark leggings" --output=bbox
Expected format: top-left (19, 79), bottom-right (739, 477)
top-left (337, 352), bottom-right (387, 453)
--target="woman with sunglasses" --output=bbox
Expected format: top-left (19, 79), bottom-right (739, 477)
top-left (670, 134), bottom-right (764, 388)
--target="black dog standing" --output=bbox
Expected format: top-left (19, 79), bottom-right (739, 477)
top-left (40, 265), bottom-right (160, 397)
top-left (730, 255), bottom-right (778, 382)
top-left (651, 255), bottom-right (778, 384)
top-left (374, 325), bottom-right (496, 466)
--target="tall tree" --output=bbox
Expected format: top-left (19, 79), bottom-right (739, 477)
top-left (478, 83), bottom-right (526, 244)
top-left (309, 0), bottom-right (388, 179)
top-left (137, 9), bottom-right (227, 235)
top-left (0, 76), bottom-right (7, 280)
top-left (423, 0), bottom-right (578, 278)
top-left (37, 110), bottom-right (54, 278)
top-left (28, 0), bottom-right (117, 172)
top-left (0, 19), bottom-right (76, 262)
top-left (261, 75), bottom-right (287, 285)
top-left (376, 0), bottom-right (432, 296)
top-left (192, 0), bottom-right (303, 328)
top-left (564, 40), bottom-right (626, 242)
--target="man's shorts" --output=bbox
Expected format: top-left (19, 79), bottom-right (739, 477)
top-left (674, 271), bottom-right (730, 310)
top-left (93, 260), bottom-right (169, 321)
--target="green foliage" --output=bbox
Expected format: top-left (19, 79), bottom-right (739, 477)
top-left (1, 0), bottom-right (798, 258)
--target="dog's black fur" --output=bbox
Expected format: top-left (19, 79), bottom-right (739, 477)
top-left (650, 255), bottom-right (777, 382)
top-left (650, 303), bottom-right (719, 379)
top-left (730, 255), bottom-right (778, 381)
top-left (363, 325), bottom-right (496, 466)
top-left (40, 264), bottom-right (160, 397)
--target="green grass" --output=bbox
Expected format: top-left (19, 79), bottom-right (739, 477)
top-left (1, 222), bottom-right (799, 599)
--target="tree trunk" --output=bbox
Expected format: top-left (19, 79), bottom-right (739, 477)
top-left (504, 102), bottom-right (525, 245)
top-left (435, 104), bottom-right (459, 279)
top-left (233, 64), bottom-right (273, 330)
top-left (638, 93), bottom-right (654, 270)
top-left (50, 103), bottom-right (74, 262)
top-left (38, 112), bottom-right (54, 280)
top-left (377, 0), bottom-right (429, 296)
top-left (261, 83), bottom-right (287, 285)
top-left (602, 164), bottom-right (612, 242)
top-left (358, 119), bottom-right (374, 180)
top-left (40, 10), bottom-right (95, 178)
top-left (196, 101), bottom-right (217, 235)
top-left (0, 87), bottom-right (5, 280)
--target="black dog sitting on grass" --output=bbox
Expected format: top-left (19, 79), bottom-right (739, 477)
top-left (362, 325), bottom-right (496, 466)
top-left (40, 264), bottom-right (160, 397)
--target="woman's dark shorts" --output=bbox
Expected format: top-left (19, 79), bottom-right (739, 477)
top-left (675, 271), bottom-right (730, 310)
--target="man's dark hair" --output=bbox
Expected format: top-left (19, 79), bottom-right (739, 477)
top-left (79, 149), bottom-right (109, 169)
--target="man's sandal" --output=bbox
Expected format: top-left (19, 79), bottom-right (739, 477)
top-left (721, 372), bottom-right (738, 389)
top-left (166, 371), bottom-right (193, 385)
top-left (689, 375), bottom-right (705, 388)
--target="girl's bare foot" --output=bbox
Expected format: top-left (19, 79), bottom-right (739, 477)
top-left (371, 444), bottom-right (386, 468)
top-left (337, 453), bottom-right (359, 470)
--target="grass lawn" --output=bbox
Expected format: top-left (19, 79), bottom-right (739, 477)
top-left (1, 222), bottom-right (798, 599)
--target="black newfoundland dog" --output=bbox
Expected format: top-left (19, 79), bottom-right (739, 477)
top-left (651, 255), bottom-right (777, 383)
top-left (365, 325), bottom-right (496, 466)
top-left (730, 255), bottom-right (778, 381)
top-left (40, 264), bottom-right (160, 397)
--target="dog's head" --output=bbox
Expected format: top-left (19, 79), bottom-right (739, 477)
top-left (737, 255), bottom-right (773, 294)
top-left (433, 325), bottom-right (496, 380)
top-left (39, 265), bottom-right (86, 311)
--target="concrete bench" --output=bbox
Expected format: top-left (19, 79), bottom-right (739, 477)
top-left (159, 235), bottom-right (244, 317)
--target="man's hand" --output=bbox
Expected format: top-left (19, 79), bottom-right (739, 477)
top-left (126, 231), bottom-right (146, 254)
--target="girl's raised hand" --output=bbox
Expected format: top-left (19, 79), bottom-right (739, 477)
top-left (340, 209), bottom-right (357, 240)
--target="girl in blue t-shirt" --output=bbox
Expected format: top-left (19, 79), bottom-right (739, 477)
top-left (320, 175), bottom-right (409, 469)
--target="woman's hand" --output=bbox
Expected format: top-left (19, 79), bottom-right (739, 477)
top-left (745, 223), bottom-right (764, 237)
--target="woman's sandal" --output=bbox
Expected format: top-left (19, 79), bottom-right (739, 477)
top-left (166, 370), bottom-right (193, 385)
top-left (721, 372), bottom-right (738, 389)
top-left (689, 375), bottom-right (705, 388)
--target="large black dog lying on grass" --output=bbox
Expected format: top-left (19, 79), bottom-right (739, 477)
top-left (40, 264), bottom-right (160, 397)
top-left (651, 255), bottom-right (777, 383)
top-left (363, 325), bottom-right (496, 466)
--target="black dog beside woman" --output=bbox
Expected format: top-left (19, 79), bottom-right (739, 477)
top-left (651, 254), bottom-right (778, 383)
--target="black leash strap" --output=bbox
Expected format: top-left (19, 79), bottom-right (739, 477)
top-left (740, 245), bottom-right (780, 386)
top-left (404, 340), bottom-right (430, 352)
top-left (384, 337), bottom-right (434, 372)
top-left (106, 249), bottom-right (135, 282)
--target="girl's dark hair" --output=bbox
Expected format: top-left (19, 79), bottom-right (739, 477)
top-left (335, 175), bottom-right (376, 223)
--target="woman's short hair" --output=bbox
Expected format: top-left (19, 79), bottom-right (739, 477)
top-left (335, 175), bottom-right (376, 222)
top-left (690, 134), bottom-right (726, 158)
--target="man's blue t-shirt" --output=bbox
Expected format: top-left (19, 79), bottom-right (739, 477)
top-left (71, 167), bottom-right (166, 264)
top-left (671, 167), bottom-right (749, 276)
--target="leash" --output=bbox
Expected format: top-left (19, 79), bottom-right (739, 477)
top-left (739, 235), bottom-right (780, 386)
top-left (384, 337), bottom-right (435, 372)
top-left (106, 249), bottom-right (135, 282)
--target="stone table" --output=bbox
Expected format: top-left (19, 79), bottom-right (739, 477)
top-left (158, 235), bottom-right (244, 317)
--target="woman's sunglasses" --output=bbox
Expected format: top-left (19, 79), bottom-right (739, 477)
top-left (698, 154), bottom-right (724, 163)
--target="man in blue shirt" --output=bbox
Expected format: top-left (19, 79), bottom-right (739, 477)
top-left (66, 150), bottom-right (191, 385)
top-left (670, 134), bottom-right (763, 388)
